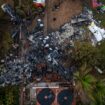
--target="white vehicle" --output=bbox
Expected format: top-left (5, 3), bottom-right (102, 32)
top-left (88, 22), bottom-right (105, 42)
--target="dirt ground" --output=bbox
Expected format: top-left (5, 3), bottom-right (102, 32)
top-left (44, 0), bottom-right (82, 33)
top-left (3, 0), bottom-right (82, 33)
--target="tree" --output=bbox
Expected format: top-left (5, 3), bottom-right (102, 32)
top-left (0, 86), bottom-right (19, 105)
top-left (5, 91), bottom-right (14, 105)
top-left (14, 0), bottom-right (34, 18)
top-left (73, 63), bottom-right (105, 105)
top-left (0, 1), bottom-right (4, 18)
top-left (92, 79), bottom-right (105, 105)
top-left (97, 41), bottom-right (105, 70)
top-left (0, 1), bottom-right (13, 58)
top-left (71, 41), bottom-right (100, 67)
top-left (73, 63), bottom-right (96, 104)
top-left (0, 31), bottom-right (13, 57)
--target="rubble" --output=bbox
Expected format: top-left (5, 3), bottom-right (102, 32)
top-left (0, 24), bottom-right (75, 86)
top-left (0, 6), bottom-right (97, 87)
top-left (1, 3), bottom-right (22, 24)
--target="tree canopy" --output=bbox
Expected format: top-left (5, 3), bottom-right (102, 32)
top-left (71, 41), bottom-right (105, 71)
top-left (97, 41), bottom-right (105, 70)
top-left (0, 31), bottom-right (13, 58)
top-left (74, 42), bottom-right (98, 65)
top-left (0, 86), bottom-right (19, 105)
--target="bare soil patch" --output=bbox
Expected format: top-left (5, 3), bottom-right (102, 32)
top-left (44, 0), bottom-right (82, 33)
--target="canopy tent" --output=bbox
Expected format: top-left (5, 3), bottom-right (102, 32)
top-left (33, 0), bottom-right (45, 8)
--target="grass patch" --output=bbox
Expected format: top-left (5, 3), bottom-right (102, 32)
top-left (93, 11), bottom-right (105, 28)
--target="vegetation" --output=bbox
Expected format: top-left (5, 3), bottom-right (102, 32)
top-left (97, 41), bottom-right (105, 70)
top-left (72, 42), bottom-right (99, 67)
top-left (14, 0), bottom-right (35, 18)
top-left (72, 41), bottom-right (105, 71)
top-left (0, 31), bottom-right (13, 58)
top-left (93, 79), bottom-right (105, 105)
top-left (0, 0), bottom-right (105, 105)
top-left (71, 41), bottom-right (105, 105)
top-left (0, 1), bottom-right (13, 58)
top-left (94, 11), bottom-right (105, 28)
top-left (0, 86), bottom-right (19, 105)
top-left (92, 0), bottom-right (105, 28)
top-left (0, 1), bottom-right (34, 105)
top-left (74, 63), bottom-right (96, 105)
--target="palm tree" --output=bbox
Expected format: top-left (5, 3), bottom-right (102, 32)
top-left (73, 63), bottom-right (96, 105)
top-left (92, 79), bottom-right (105, 105)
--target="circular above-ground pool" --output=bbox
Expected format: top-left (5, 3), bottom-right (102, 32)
top-left (37, 88), bottom-right (55, 105)
top-left (57, 89), bottom-right (73, 105)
